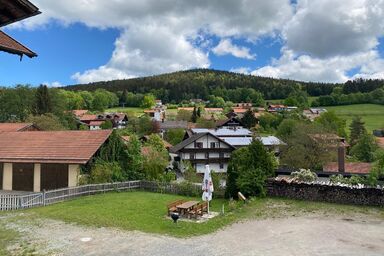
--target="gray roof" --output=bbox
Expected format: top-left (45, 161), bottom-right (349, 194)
top-left (169, 132), bottom-right (235, 153)
top-left (257, 136), bottom-right (286, 146)
top-left (221, 137), bottom-right (253, 146)
top-left (191, 127), bottom-right (252, 137)
top-left (159, 121), bottom-right (188, 130)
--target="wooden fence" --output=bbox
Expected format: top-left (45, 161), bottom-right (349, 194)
top-left (0, 180), bottom-right (209, 211)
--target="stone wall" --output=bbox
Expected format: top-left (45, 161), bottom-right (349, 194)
top-left (267, 179), bottom-right (384, 206)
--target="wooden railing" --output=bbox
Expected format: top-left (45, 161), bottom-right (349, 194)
top-left (0, 180), bottom-right (210, 211)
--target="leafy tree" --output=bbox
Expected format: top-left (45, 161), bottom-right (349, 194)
top-left (284, 90), bottom-right (309, 108)
top-left (164, 128), bottom-right (185, 145)
top-left (100, 120), bottom-right (113, 129)
top-left (350, 134), bottom-right (378, 162)
top-left (35, 84), bottom-right (52, 115)
top-left (89, 159), bottom-right (123, 183)
top-left (0, 85), bottom-right (35, 121)
top-left (241, 109), bottom-right (258, 128)
top-left (280, 123), bottom-right (336, 170)
top-left (142, 147), bottom-right (169, 181)
top-left (258, 113), bottom-right (283, 132)
top-left (315, 111), bottom-right (347, 138)
top-left (26, 113), bottom-right (66, 131)
top-left (141, 94), bottom-right (156, 108)
top-left (124, 134), bottom-right (145, 180)
top-left (349, 116), bottom-right (366, 146)
top-left (226, 140), bottom-right (275, 198)
top-left (276, 119), bottom-right (300, 140)
top-left (196, 117), bottom-right (216, 128)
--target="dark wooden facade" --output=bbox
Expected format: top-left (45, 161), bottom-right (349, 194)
top-left (0, 163), bottom-right (3, 190)
top-left (41, 164), bottom-right (68, 191)
top-left (12, 163), bottom-right (34, 191)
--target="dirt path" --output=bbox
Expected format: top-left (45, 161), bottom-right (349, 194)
top-left (4, 214), bottom-right (384, 256)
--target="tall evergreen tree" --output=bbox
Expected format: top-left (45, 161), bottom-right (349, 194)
top-left (349, 116), bottom-right (366, 146)
top-left (241, 109), bottom-right (258, 128)
top-left (191, 106), bottom-right (198, 123)
top-left (35, 84), bottom-right (52, 115)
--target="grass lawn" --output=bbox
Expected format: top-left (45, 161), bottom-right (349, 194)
top-left (24, 191), bottom-right (384, 238)
top-left (0, 223), bottom-right (21, 256)
top-left (324, 104), bottom-right (384, 132)
top-left (106, 107), bottom-right (144, 117)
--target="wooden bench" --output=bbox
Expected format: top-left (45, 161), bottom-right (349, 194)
top-left (166, 199), bottom-right (186, 216)
top-left (188, 201), bottom-right (208, 219)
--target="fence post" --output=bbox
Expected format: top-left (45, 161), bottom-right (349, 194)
top-left (43, 190), bottom-right (46, 206)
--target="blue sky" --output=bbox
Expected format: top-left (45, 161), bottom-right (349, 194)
top-left (2, 0), bottom-right (384, 87)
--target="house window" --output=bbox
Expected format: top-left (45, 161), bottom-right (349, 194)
top-left (195, 142), bottom-right (203, 148)
top-left (205, 152), bottom-right (209, 159)
top-left (219, 153), bottom-right (224, 159)
top-left (190, 153), bottom-right (195, 160)
top-left (210, 142), bottom-right (218, 148)
top-left (220, 163), bottom-right (224, 169)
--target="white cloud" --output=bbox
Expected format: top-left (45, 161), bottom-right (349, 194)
top-left (212, 39), bottom-right (256, 60)
top-left (252, 48), bottom-right (383, 82)
top-left (283, 0), bottom-right (384, 58)
top-left (43, 81), bottom-right (65, 88)
top-left (230, 67), bottom-right (251, 75)
top-left (14, 0), bottom-right (293, 83)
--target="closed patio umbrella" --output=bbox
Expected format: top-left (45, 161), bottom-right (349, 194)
top-left (202, 164), bottom-right (214, 214)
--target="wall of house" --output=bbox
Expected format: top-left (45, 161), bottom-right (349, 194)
top-left (68, 164), bottom-right (80, 187)
top-left (195, 163), bottom-right (227, 173)
top-left (184, 135), bottom-right (230, 149)
top-left (1, 163), bottom-right (80, 191)
top-left (267, 179), bottom-right (384, 206)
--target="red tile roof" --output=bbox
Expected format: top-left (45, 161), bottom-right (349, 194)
top-left (0, 30), bottom-right (36, 58)
top-left (323, 162), bottom-right (372, 174)
top-left (79, 114), bottom-right (98, 122)
top-left (0, 130), bottom-right (112, 164)
top-left (0, 123), bottom-right (36, 132)
top-left (72, 109), bottom-right (89, 117)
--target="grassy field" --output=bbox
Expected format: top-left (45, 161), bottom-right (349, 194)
top-left (324, 104), bottom-right (384, 132)
top-left (22, 191), bottom-right (383, 238)
top-left (106, 107), bottom-right (145, 117)
top-left (267, 96), bottom-right (318, 105)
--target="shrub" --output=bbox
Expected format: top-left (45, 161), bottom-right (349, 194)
top-left (89, 159), bottom-right (123, 183)
top-left (290, 169), bottom-right (318, 182)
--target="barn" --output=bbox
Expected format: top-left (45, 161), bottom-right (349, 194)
top-left (0, 130), bottom-right (111, 192)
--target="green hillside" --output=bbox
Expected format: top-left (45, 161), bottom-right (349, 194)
top-left (324, 104), bottom-right (384, 132)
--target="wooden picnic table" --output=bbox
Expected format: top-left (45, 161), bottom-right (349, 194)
top-left (176, 200), bottom-right (199, 216)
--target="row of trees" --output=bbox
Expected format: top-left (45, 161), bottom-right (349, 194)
top-left (312, 88), bottom-right (384, 106)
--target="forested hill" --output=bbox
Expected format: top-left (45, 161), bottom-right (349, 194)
top-left (64, 69), bottom-right (383, 102)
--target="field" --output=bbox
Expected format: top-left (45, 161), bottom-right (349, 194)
top-left (324, 104), bottom-right (384, 132)
top-left (106, 107), bottom-right (144, 117)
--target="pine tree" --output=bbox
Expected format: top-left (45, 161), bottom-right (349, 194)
top-left (35, 84), bottom-right (52, 115)
top-left (349, 116), bottom-right (366, 146)
top-left (191, 106), bottom-right (198, 123)
top-left (241, 109), bottom-right (258, 128)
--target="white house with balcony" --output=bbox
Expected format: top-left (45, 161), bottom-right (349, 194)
top-left (170, 132), bottom-right (235, 173)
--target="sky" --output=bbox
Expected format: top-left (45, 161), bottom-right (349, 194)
top-left (1, 0), bottom-right (384, 87)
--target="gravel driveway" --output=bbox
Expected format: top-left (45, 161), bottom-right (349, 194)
top-left (5, 214), bottom-right (384, 256)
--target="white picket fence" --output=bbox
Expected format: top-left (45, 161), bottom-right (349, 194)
top-left (0, 180), bottom-right (141, 211)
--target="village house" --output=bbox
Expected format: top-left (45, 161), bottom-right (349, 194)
top-left (0, 0), bottom-right (40, 59)
top-left (0, 130), bottom-right (111, 192)
top-left (303, 108), bottom-right (327, 121)
top-left (170, 132), bottom-right (235, 173)
top-left (77, 113), bottom-right (128, 130)
top-left (144, 105), bottom-right (166, 122)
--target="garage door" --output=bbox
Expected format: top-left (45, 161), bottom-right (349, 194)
top-left (0, 163), bottom-right (3, 190)
top-left (41, 164), bottom-right (68, 191)
top-left (13, 163), bottom-right (34, 191)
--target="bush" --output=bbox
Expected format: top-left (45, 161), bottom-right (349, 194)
top-left (330, 174), bottom-right (368, 186)
top-left (89, 159), bottom-right (123, 183)
top-left (290, 169), bottom-right (318, 182)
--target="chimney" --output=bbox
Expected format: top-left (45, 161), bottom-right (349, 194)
top-left (338, 142), bottom-right (345, 173)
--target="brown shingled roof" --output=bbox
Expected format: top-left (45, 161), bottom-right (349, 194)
top-left (0, 30), bottom-right (37, 58)
top-left (0, 122), bottom-right (36, 132)
top-left (323, 162), bottom-right (372, 174)
top-left (0, 130), bottom-right (112, 164)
